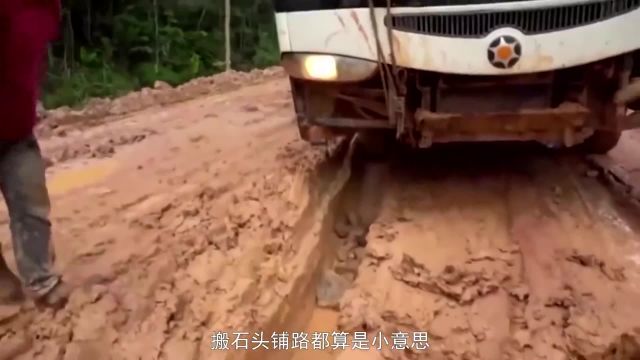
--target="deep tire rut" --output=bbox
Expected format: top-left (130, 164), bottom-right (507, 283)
top-left (286, 144), bottom-right (640, 360)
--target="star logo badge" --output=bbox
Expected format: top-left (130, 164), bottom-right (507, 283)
top-left (487, 35), bottom-right (522, 69)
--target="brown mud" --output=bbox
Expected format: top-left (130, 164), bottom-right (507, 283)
top-left (1, 70), bottom-right (640, 360)
top-left (330, 143), bottom-right (640, 360)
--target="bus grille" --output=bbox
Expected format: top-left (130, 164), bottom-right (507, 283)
top-left (387, 0), bottom-right (640, 38)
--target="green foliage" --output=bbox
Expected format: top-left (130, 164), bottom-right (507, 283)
top-left (251, 22), bottom-right (280, 69)
top-left (46, 0), bottom-right (279, 108)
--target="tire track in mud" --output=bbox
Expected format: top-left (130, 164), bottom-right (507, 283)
top-left (289, 143), bottom-right (640, 360)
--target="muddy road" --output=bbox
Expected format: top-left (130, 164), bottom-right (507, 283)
top-left (328, 143), bottom-right (640, 360)
top-left (1, 69), bottom-right (640, 360)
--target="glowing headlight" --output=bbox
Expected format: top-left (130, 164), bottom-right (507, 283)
top-left (281, 53), bottom-right (378, 82)
top-left (303, 55), bottom-right (338, 80)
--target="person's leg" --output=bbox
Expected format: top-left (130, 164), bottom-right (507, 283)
top-left (0, 141), bottom-right (27, 304)
top-left (0, 134), bottom-right (64, 305)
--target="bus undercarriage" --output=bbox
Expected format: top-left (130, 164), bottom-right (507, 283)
top-left (288, 54), bottom-right (640, 154)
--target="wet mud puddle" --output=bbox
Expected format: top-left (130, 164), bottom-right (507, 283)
top-left (47, 159), bottom-right (118, 196)
top-left (291, 308), bottom-right (341, 360)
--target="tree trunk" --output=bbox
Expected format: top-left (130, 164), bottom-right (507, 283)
top-left (153, 0), bottom-right (159, 74)
top-left (225, 0), bottom-right (231, 71)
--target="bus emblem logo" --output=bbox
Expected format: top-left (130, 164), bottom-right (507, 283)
top-left (487, 35), bottom-right (522, 69)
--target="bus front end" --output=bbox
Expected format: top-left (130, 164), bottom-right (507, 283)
top-left (275, 0), bottom-right (640, 153)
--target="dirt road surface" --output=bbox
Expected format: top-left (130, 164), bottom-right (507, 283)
top-left (1, 69), bottom-right (640, 360)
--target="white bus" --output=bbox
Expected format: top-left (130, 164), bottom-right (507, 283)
top-left (274, 0), bottom-right (640, 153)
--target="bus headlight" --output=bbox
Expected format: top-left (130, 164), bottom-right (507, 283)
top-left (304, 55), bottom-right (338, 80)
top-left (281, 53), bottom-right (378, 82)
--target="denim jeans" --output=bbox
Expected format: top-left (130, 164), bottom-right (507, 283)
top-left (0, 133), bottom-right (58, 296)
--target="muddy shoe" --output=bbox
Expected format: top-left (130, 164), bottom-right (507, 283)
top-left (33, 281), bottom-right (70, 310)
